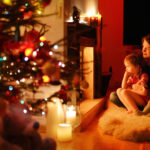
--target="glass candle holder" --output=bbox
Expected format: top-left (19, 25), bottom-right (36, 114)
top-left (65, 105), bottom-right (81, 129)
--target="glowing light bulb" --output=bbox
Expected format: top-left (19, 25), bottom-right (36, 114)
top-left (33, 62), bottom-right (37, 66)
top-left (53, 44), bottom-right (58, 49)
top-left (3, 0), bottom-right (12, 6)
top-left (23, 109), bottom-right (27, 114)
top-left (42, 75), bottom-right (50, 83)
top-left (61, 63), bottom-right (65, 68)
top-left (40, 36), bottom-right (46, 41)
top-left (24, 57), bottom-right (29, 61)
top-left (32, 67), bottom-right (36, 71)
top-left (40, 42), bottom-right (44, 46)
top-left (20, 100), bottom-right (24, 104)
top-left (10, 62), bottom-right (14, 66)
top-left (25, 48), bottom-right (33, 56)
top-left (29, 107), bottom-right (32, 111)
top-left (9, 85), bottom-right (13, 91)
top-left (49, 51), bottom-right (53, 56)
top-left (44, 98), bottom-right (48, 101)
top-left (32, 51), bottom-right (37, 57)
top-left (20, 78), bottom-right (25, 82)
top-left (42, 111), bottom-right (45, 115)
top-left (25, 3), bottom-right (29, 7)
top-left (58, 62), bottom-right (62, 66)
top-left (37, 10), bottom-right (42, 15)
top-left (16, 80), bottom-right (20, 84)
top-left (3, 56), bottom-right (7, 60)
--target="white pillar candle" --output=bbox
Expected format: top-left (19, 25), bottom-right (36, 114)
top-left (46, 97), bottom-right (65, 138)
top-left (66, 105), bottom-right (76, 127)
top-left (46, 101), bottom-right (58, 139)
top-left (57, 123), bottom-right (72, 142)
top-left (56, 98), bottom-right (65, 123)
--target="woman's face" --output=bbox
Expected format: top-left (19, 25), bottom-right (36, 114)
top-left (142, 40), bottom-right (150, 58)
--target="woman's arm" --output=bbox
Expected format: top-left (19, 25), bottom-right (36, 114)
top-left (131, 83), bottom-right (148, 96)
top-left (131, 73), bottom-right (149, 96)
top-left (121, 71), bottom-right (130, 89)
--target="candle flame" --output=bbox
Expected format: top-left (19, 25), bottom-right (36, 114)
top-left (59, 123), bottom-right (71, 127)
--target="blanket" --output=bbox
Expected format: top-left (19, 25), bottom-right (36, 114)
top-left (99, 100), bottom-right (150, 142)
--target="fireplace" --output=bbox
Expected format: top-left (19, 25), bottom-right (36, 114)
top-left (66, 22), bottom-right (111, 99)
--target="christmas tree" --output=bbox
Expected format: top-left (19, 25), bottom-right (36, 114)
top-left (0, 0), bottom-right (88, 115)
top-left (0, 0), bottom-right (62, 110)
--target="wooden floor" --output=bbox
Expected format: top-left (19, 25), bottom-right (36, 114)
top-left (38, 96), bottom-right (150, 150)
top-left (55, 113), bottom-right (150, 150)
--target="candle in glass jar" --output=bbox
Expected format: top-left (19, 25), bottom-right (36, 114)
top-left (66, 105), bottom-right (76, 126)
top-left (57, 123), bottom-right (72, 142)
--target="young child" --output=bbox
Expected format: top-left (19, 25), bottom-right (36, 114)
top-left (117, 53), bottom-right (149, 114)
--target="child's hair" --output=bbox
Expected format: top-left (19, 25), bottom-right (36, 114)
top-left (124, 53), bottom-right (143, 66)
top-left (124, 53), bottom-right (145, 75)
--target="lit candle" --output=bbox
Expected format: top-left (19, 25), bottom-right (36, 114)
top-left (57, 123), bottom-right (72, 142)
top-left (46, 97), bottom-right (65, 139)
top-left (66, 105), bottom-right (76, 127)
top-left (97, 13), bottom-right (102, 25)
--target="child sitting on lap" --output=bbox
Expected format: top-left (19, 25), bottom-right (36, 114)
top-left (117, 53), bottom-right (149, 115)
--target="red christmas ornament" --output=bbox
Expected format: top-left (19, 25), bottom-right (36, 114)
top-left (2, 41), bottom-right (21, 55)
top-left (5, 91), bottom-right (11, 96)
top-left (23, 11), bottom-right (33, 20)
top-left (19, 41), bottom-right (34, 52)
top-left (59, 89), bottom-right (67, 101)
top-left (42, 61), bottom-right (58, 76)
top-left (24, 29), bottom-right (40, 43)
top-left (9, 95), bottom-right (18, 103)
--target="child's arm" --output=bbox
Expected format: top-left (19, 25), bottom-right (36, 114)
top-left (121, 71), bottom-right (129, 89)
top-left (131, 83), bottom-right (147, 96)
top-left (121, 71), bottom-right (130, 89)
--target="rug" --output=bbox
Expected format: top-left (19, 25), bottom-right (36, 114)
top-left (99, 100), bottom-right (150, 142)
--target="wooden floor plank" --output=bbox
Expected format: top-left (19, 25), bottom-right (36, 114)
top-left (56, 115), bottom-right (145, 150)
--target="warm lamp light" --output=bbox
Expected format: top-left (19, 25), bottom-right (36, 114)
top-left (25, 48), bottom-right (33, 56)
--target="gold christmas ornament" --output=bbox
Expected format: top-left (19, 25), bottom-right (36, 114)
top-left (42, 61), bottom-right (58, 76)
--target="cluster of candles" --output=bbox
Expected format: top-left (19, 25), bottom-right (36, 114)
top-left (46, 97), bottom-right (79, 142)
top-left (80, 13), bottom-right (102, 26)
